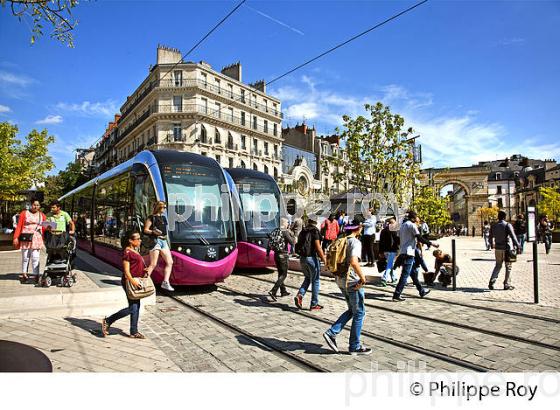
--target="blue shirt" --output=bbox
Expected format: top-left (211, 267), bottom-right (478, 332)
top-left (399, 219), bottom-right (420, 256)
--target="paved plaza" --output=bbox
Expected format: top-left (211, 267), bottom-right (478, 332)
top-left (0, 237), bottom-right (558, 372)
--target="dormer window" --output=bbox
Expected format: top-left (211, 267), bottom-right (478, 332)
top-left (496, 172), bottom-right (501, 180)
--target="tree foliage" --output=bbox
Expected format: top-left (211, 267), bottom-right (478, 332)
top-left (538, 186), bottom-right (560, 222)
top-left (324, 102), bottom-right (420, 206)
top-left (1, 0), bottom-right (80, 47)
top-left (43, 160), bottom-right (88, 204)
top-left (412, 186), bottom-right (451, 230)
top-left (477, 204), bottom-right (499, 223)
top-left (0, 122), bottom-right (55, 200)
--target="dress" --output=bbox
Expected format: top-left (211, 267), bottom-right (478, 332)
top-left (15, 210), bottom-right (45, 250)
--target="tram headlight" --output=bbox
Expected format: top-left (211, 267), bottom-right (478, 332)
top-left (257, 240), bottom-right (262, 246)
top-left (225, 246), bottom-right (229, 253)
top-left (177, 246), bottom-right (183, 252)
top-left (186, 248), bottom-right (191, 255)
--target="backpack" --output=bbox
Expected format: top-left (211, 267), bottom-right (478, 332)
top-left (268, 228), bottom-right (286, 253)
top-left (295, 228), bottom-right (314, 257)
top-left (326, 236), bottom-right (349, 277)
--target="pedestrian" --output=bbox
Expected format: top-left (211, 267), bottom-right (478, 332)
top-left (294, 217), bottom-right (327, 311)
top-left (432, 249), bottom-right (458, 287)
top-left (513, 214), bottom-right (527, 254)
top-left (482, 221), bottom-right (491, 250)
top-left (488, 211), bottom-right (520, 290)
top-left (266, 217), bottom-right (296, 301)
top-left (144, 201), bottom-right (174, 291)
top-left (320, 213), bottom-right (339, 251)
top-left (13, 199), bottom-right (46, 283)
top-left (47, 200), bottom-right (75, 235)
top-left (392, 211), bottom-right (439, 302)
top-left (378, 217), bottom-right (399, 286)
top-left (323, 218), bottom-right (371, 355)
top-left (537, 215), bottom-right (553, 255)
top-left (362, 210), bottom-right (376, 266)
top-left (337, 210), bottom-right (346, 231)
top-left (420, 219), bottom-right (430, 250)
top-left (101, 230), bottom-right (149, 339)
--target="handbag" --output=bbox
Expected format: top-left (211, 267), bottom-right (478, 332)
top-left (505, 247), bottom-right (517, 263)
top-left (126, 276), bottom-right (155, 300)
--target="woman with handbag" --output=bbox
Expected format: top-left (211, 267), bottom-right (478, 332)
top-left (144, 201), bottom-right (174, 291)
top-left (13, 199), bottom-right (46, 282)
top-left (101, 230), bottom-right (154, 339)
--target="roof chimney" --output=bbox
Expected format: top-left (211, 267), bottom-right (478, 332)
top-left (221, 62), bottom-right (242, 82)
top-left (157, 44), bottom-right (182, 65)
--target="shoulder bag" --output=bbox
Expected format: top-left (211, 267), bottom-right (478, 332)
top-left (125, 251), bottom-right (155, 300)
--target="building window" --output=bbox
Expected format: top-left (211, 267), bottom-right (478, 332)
top-left (215, 128), bottom-right (221, 144)
top-left (252, 139), bottom-right (258, 154)
top-left (173, 95), bottom-right (182, 112)
top-left (264, 165), bottom-right (269, 175)
top-left (228, 84), bottom-right (233, 98)
top-left (253, 163), bottom-right (258, 171)
top-left (215, 155), bottom-right (221, 164)
top-left (264, 99), bottom-right (268, 112)
top-left (227, 132), bottom-right (234, 149)
top-left (497, 198), bottom-right (503, 208)
top-left (273, 123), bottom-right (277, 136)
top-left (200, 125), bottom-right (207, 144)
top-left (241, 89), bottom-right (245, 103)
top-left (228, 107), bottom-right (234, 122)
top-left (273, 103), bottom-right (277, 114)
top-left (274, 167), bottom-right (278, 178)
top-left (264, 142), bottom-right (269, 156)
top-left (215, 102), bottom-right (221, 118)
top-left (274, 145), bottom-right (278, 158)
top-left (229, 158), bottom-right (234, 168)
top-left (240, 160), bottom-right (246, 169)
top-left (264, 120), bottom-right (268, 133)
top-left (215, 78), bottom-right (221, 93)
top-left (241, 112), bottom-right (246, 126)
top-left (253, 116), bottom-right (257, 130)
top-left (497, 185), bottom-right (502, 194)
top-left (496, 172), bottom-right (501, 180)
top-left (173, 70), bottom-right (183, 87)
top-left (252, 94), bottom-right (257, 108)
top-left (173, 123), bottom-right (182, 141)
top-left (201, 72), bottom-right (207, 86)
top-left (241, 135), bottom-right (246, 150)
top-left (201, 98), bottom-right (208, 114)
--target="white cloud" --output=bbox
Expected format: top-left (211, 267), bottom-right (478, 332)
top-left (56, 99), bottom-right (119, 118)
top-left (36, 114), bottom-right (63, 125)
top-left (0, 104), bottom-right (11, 114)
top-left (0, 71), bottom-right (36, 98)
top-left (275, 76), bottom-right (557, 168)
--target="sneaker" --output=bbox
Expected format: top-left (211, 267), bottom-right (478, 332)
top-left (420, 289), bottom-right (431, 298)
top-left (294, 294), bottom-right (303, 309)
top-left (310, 304), bottom-right (324, 311)
top-left (129, 332), bottom-right (145, 339)
top-left (504, 285), bottom-right (515, 290)
top-left (101, 318), bottom-right (109, 337)
top-left (323, 332), bottom-right (338, 353)
top-left (280, 291), bottom-right (291, 297)
top-left (392, 296), bottom-right (406, 302)
top-left (350, 346), bottom-right (373, 356)
top-left (161, 281), bottom-right (175, 291)
top-left (488, 282), bottom-right (495, 290)
top-left (379, 280), bottom-right (387, 287)
top-left (268, 291), bottom-right (277, 302)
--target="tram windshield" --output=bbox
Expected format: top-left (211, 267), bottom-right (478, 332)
top-left (161, 163), bottom-right (234, 244)
top-left (236, 176), bottom-right (281, 237)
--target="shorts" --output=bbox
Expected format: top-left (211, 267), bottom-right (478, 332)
top-left (152, 238), bottom-right (170, 251)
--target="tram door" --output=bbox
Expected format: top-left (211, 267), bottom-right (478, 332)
top-left (131, 164), bottom-right (157, 254)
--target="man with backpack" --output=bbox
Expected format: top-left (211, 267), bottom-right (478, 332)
top-left (323, 218), bottom-right (372, 355)
top-left (266, 217), bottom-right (296, 301)
top-left (294, 217), bottom-right (327, 311)
top-left (489, 211), bottom-right (520, 290)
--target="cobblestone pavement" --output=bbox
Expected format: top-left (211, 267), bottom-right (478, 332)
top-left (0, 316), bottom-right (179, 372)
top-left (224, 273), bottom-right (560, 372)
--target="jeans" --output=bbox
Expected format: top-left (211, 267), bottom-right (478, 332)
top-left (544, 234), bottom-right (552, 254)
top-left (271, 252), bottom-right (289, 295)
top-left (516, 234), bottom-right (526, 253)
top-left (326, 277), bottom-right (366, 351)
top-left (490, 249), bottom-right (512, 286)
top-left (382, 252), bottom-right (397, 282)
top-left (393, 255), bottom-right (424, 298)
top-left (22, 248), bottom-right (41, 276)
top-left (106, 287), bottom-right (141, 334)
top-left (483, 235), bottom-right (490, 250)
top-left (298, 256), bottom-right (321, 307)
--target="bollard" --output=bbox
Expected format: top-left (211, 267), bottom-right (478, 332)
top-left (533, 241), bottom-right (539, 304)
top-left (452, 239), bottom-right (457, 291)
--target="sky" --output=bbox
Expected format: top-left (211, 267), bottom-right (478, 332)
top-left (1, 0), bottom-right (559, 173)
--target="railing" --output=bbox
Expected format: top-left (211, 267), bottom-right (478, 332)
top-left (118, 107), bottom-right (153, 141)
top-left (121, 80), bottom-right (158, 120)
top-left (226, 142), bottom-right (238, 151)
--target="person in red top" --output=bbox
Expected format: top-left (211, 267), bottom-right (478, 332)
top-left (321, 213), bottom-right (340, 251)
top-left (101, 230), bottom-right (148, 339)
top-left (13, 199), bottom-right (47, 282)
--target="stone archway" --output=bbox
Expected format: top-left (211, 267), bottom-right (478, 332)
top-left (420, 166), bottom-right (490, 235)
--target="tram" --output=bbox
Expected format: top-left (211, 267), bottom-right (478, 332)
top-left (60, 150), bottom-right (237, 285)
top-left (225, 168), bottom-right (282, 269)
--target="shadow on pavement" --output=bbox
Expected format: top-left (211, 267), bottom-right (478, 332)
top-left (235, 335), bottom-right (333, 355)
top-left (167, 284), bottom-right (218, 296)
top-left (100, 279), bottom-right (122, 286)
top-left (471, 258), bottom-right (496, 262)
top-left (233, 268), bottom-right (274, 276)
top-left (64, 317), bottom-right (127, 338)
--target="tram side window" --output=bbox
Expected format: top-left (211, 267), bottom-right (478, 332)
top-left (133, 174), bottom-right (157, 232)
top-left (94, 175), bottom-right (131, 250)
top-left (74, 188), bottom-right (93, 240)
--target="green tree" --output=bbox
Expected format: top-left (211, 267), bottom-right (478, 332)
top-left (412, 186), bottom-right (451, 231)
top-left (477, 205), bottom-right (499, 223)
top-left (324, 102), bottom-right (420, 206)
top-left (0, 122), bottom-right (55, 200)
top-left (1, 0), bottom-right (80, 47)
top-left (538, 186), bottom-right (560, 223)
top-left (43, 160), bottom-right (88, 204)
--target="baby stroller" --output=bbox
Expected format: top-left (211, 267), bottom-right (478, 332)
top-left (40, 231), bottom-right (77, 287)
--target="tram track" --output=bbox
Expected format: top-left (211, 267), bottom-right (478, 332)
top-left (242, 272), bottom-right (560, 352)
top-left (214, 283), bottom-right (491, 372)
top-left (166, 293), bottom-right (330, 372)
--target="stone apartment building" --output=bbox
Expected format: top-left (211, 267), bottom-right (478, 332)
top-left (94, 45), bottom-right (283, 177)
